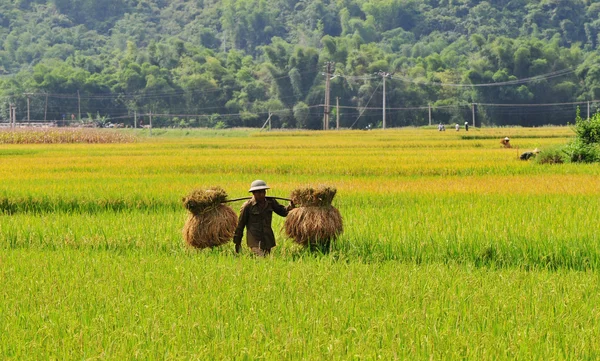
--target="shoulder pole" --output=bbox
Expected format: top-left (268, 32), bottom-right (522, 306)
top-left (222, 196), bottom-right (292, 203)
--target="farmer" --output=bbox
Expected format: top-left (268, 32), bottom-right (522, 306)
top-left (233, 180), bottom-right (294, 256)
top-left (501, 137), bottom-right (511, 148)
top-left (520, 148), bottom-right (541, 160)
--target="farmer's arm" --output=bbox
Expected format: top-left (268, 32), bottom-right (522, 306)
top-left (233, 204), bottom-right (249, 245)
top-left (271, 199), bottom-right (293, 217)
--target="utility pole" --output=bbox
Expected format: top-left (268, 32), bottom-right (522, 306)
top-left (44, 93), bottom-right (48, 122)
top-left (77, 90), bottom-right (81, 121)
top-left (428, 103), bottom-right (432, 126)
top-left (134, 110), bottom-right (137, 128)
top-left (149, 111), bottom-right (153, 136)
top-left (377, 71), bottom-right (391, 129)
top-left (26, 93), bottom-right (31, 123)
top-left (587, 101), bottom-right (590, 120)
top-left (472, 103), bottom-right (476, 127)
top-left (260, 112), bottom-right (272, 131)
top-left (323, 61), bottom-right (334, 130)
top-left (383, 75), bottom-right (386, 129)
top-left (336, 97), bottom-right (340, 130)
top-left (10, 104), bottom-right (16, 128)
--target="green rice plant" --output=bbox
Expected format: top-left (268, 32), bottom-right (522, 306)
top-left (2, 188), bottom-right (599, 269)
top-left (1, 249), bottom-right (600, 360)
top-left (1, 126), bottom-right (600, 360)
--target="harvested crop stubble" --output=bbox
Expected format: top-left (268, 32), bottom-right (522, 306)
top-left (285, 186), bottom-right (343, 246)
top-left (182, 187), bottom-right (237, 249)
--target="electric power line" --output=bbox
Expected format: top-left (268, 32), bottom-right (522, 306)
top-left (390, 67), bottom-right (576, 87)
top-left (349, 80), bottom-right (382, 129)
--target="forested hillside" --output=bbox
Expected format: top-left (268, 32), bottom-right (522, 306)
top-left (1, 0), bottom-right (600, 128)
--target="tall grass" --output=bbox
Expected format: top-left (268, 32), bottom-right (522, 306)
top-left (1, 126), bottom-right (599, 360)
top-left (1, 249), bottom-right (599, 360)
top-left (0, 127), bottom-right (597, 268)
top-left (2, 192), bottom-right (597, 269)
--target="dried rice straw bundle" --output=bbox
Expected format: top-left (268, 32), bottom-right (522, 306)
top-left (182, 187), bottom-right (237, 249)
top-left (285, 185), bottom-right (343, 247)
top-left (183, 187), bottom-right (229, 215)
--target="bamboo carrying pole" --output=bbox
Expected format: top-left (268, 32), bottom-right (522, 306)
top-left (223, 196), bottom-right (292, 203)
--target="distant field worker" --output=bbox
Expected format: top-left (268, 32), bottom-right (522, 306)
top-left (233, 180), bottom-right (294, 256)
top-left (520, 148), bottom-right (541, 160)
top-left (464, 121), bottom-right (469, 131)
top-left (455, 123), bottom-right (460, 131)
top-left (501, 137), bottom-right (511, 148)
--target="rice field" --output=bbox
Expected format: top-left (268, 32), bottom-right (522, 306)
top-left (1, 127), bottom-right (599, 360)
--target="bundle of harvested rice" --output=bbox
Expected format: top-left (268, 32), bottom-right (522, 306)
top-left (289, 185), bottom-right (337, 207)
top-left (182, 187), bottom-right (237, 249)
top-left (183, 187), bottom-right (228, 215)
top-left (285, 185), bottom-right (343, 247)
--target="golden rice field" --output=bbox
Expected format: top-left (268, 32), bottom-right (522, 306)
top-left (1, 126), bottom-right (600, 360)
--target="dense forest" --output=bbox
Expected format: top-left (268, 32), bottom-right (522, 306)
top-left (1, 0), bottom-right (600, 128)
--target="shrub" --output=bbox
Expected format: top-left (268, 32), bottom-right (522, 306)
top-left (534, 146), bottom-right (566, 164)
top-left (564, 140), bottom-right (600, 163)
top-left (573, 108), bottom-right (600, 145)
top-left (214, 121), bottom-right (227, 129)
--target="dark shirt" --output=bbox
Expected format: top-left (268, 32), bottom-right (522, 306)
top-left (520, 152), bottom-right (535, 160)
top-left (233, 198), bottom-right (290, 250)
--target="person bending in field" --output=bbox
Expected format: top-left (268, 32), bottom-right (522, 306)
top-left (520, 148), bottom-right (541, 160)
top-left (233, 180), bottom-right (294, 257)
